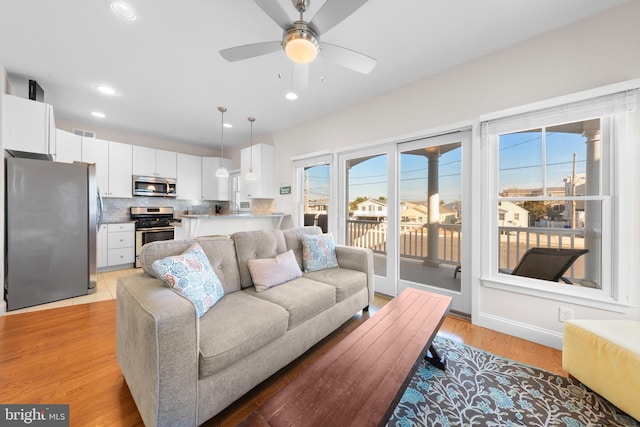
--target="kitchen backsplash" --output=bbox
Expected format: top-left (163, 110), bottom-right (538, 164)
top-left (102, 198), bottom-right (221, 222)
top-left (102, 197), bottom-right (276, 222)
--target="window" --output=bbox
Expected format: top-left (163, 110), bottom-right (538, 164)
top-left (497, 119), bottom-right (604, 288)
top-left (294, 153), bottom-right (332, 229)
top-left (482, 87), bottom-right (637, 306)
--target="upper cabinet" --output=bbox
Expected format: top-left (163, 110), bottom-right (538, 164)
top-left (202, 157), bottom-right (231, 201)
top-left (241, 143), bottom-right (275, 199)
top-left (3, 94), bottom-right (56, 156)
top-left (132, 146), bottom-right (177, 178)
top-left (176, 153), bottom-right (202, 200)
top-left (82, 138), bottom-right (132, 198)
top-left (55, 129), bottom-right (82, 163)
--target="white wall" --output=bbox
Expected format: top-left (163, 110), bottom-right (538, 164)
top-left (0, 65), bottom-right (7, 314)
top-left (268, 1), bottom-right (640, 347)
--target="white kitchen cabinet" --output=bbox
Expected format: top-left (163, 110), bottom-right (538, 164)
top-left (55, 129), bottom-right (82, 163)
top-left (176, 153), bottom-right (202, 200)
top-left (202, 157), bottom-right (231, 201)
top-left (3, 93), bottom-right (56, 155)
top-left (241, 143), bottom-right (274, 199)
top-left (82, 137), bottom-right (109, 193)
top-left (108, 141), bottom-right (133, 198)
top-left (82, 137), bottom-right (132, 198)
top-left (98, 224), bottom-right (108, 268)
top-left (132, 146), bottom-right (177, 178)
top-left (105, 223), bottom-right (135, 267)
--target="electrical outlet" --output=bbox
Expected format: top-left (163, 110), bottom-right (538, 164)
top-left (559, 307), bottom-right (574, 322)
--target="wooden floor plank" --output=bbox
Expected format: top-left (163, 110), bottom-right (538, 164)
top-left (0, 293), bottom-right (565, 427)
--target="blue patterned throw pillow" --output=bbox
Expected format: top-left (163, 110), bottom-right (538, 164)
top-left (151, 243), bottom-right (224, 317)
top-left (301, 234), bottom-right (339, 272)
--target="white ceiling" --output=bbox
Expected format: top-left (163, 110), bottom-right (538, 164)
top-left (0, 0), bottom-right (626, 149)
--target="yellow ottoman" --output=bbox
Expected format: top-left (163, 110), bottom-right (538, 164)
top-left (562, 319), bottom-right (640, 421)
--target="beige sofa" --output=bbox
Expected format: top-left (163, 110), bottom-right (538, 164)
top-left (116, 226), bottom-right (374, 426)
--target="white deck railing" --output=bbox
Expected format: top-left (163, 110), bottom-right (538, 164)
top-left (346, 220), bottom-right (587, 281)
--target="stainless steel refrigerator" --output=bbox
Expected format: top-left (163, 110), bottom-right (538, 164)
top-left (5, 150), bottom-right (103, 311)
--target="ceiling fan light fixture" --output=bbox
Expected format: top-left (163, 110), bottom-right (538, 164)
top-left (283, 26), bottom-right (319, 64)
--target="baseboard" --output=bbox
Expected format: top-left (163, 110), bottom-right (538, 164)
top-left (476, 312), bottom-right (564, 350)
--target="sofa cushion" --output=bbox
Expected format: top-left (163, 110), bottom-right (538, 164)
top-left (140, 237), bottom-right (241, 294)
top-left (151, 243), bottom-right (225, 318)
top-left (198, 291), bottom-right (289, 378)
top-left (247, 250), bottom-right (302, 292)
top-left (301, 234), bottom-right (339, 272)
top-left (303, 268), bottom-right (367, 303)
top-left (283, 226), bottom-right (322, 269)
top-left (243, 278), bottom-right (336, 329)
top-left (233, 230), bottom-right (288, 289)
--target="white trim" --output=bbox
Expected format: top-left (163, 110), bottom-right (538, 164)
top-left (479, 78), bottom-right (640, 123)
top-left (481, 276), bottom-right (633, 313)
top-left (476, 312), bottom-right (564, 350)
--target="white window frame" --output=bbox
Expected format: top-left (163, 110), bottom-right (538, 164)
top-left (480, 84), bottom-right (638, 312)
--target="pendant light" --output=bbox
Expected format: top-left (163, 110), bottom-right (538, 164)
top-left (245, 117), bottom-right (257, 181)
top-left (215, 106), bottom-right (229, 178)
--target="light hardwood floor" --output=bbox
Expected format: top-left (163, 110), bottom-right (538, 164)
top-left (0, 270), bottom-right (566, 427)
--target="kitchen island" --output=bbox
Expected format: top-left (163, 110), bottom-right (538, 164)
top-left (177, 214), bottom-right (289, 239)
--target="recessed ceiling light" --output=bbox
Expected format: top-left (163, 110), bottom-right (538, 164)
top-left (92, 111), bottom-right (106, 118)
top-left (110, 1), bottom-right (137, 21)
top-left (285, 92), bottom-right (298, 101)
top-left (96, 85), bottom-right (116, 95)
top-left (223, 123), bottom-right (232, 128)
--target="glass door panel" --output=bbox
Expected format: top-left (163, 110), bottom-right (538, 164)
top-left (302, 164), bottom-right (330, 232)
top-left (345, 154), bottom-right (388, 276)
top-left (398, 132), bottom-right (469, 314)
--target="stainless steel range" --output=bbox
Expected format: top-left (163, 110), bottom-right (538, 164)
top-left (131, 206), bottom-right (175, 268)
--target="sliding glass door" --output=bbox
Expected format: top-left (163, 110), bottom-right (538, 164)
top-left (338, 131), bottom-right (471, 314)
top-left (397, 132), bottom-right (469, 314)
top-left (339, 147), bottom-right (397, 295)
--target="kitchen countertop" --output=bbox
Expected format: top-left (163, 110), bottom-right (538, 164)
top-left (178, 213), bottom-right (290, 239)
top-left (180, 213), bottom-right (284, 219)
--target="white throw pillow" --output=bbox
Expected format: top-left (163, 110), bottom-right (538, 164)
top-left (247, 249), bottom-right (302, 292)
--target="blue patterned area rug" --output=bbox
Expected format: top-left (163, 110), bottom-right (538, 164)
top-left (387, 336), bottom-right (638, 427)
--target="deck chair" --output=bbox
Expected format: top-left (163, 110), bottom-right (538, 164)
top-left (510, 248), bottom-right (589, 284)
top-left (316, 214), bottom-right (328, 233)
top-left (304, 213), bottom-right (317, 227)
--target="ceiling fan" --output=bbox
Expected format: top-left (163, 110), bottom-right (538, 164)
top-left (220, 0), bottom-right (376, 75)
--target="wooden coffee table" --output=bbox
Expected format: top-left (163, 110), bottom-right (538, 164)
top-left (241, 288), bottom-right (452, 427)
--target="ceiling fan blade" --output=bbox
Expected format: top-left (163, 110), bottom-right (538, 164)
top-left (253, 0), bottom-right (292, 30)
top-left (309, 0), bottom-right (369, 35)
top-left (321, 43), bottom-right (376, 74)
top-left (220, 41), bottom-right (282, 62)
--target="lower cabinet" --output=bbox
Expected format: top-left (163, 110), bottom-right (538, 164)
top-left (99, 223), bottom-right (135, 270)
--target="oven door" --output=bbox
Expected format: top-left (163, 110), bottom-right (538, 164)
top-left (135, 227), bottom-right (175, 268)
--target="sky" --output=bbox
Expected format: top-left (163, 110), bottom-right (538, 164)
top-left (304, 127), bottom-right (591, 204)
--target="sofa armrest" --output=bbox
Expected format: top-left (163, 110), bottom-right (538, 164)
top-left (335, 245), bottom-right (375, 307)
top-left (116, 273), bottom-right (199, 427)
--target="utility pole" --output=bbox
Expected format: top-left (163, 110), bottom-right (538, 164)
top-left (305, 171), bottom-right (309, 213)
top-left (570, 152), bottom-right (576, 228)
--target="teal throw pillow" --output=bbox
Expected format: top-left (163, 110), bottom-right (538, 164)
top-left (151, 243), bottom-right (224, 317)
top-left (301, 234), bottom-right (339, 272)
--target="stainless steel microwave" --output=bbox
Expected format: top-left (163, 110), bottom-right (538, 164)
top-left (132, 176), bottom-right (177, 197)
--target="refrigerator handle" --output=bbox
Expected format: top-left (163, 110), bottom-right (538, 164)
top-left (97, 187), bottom-right (104, 229)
